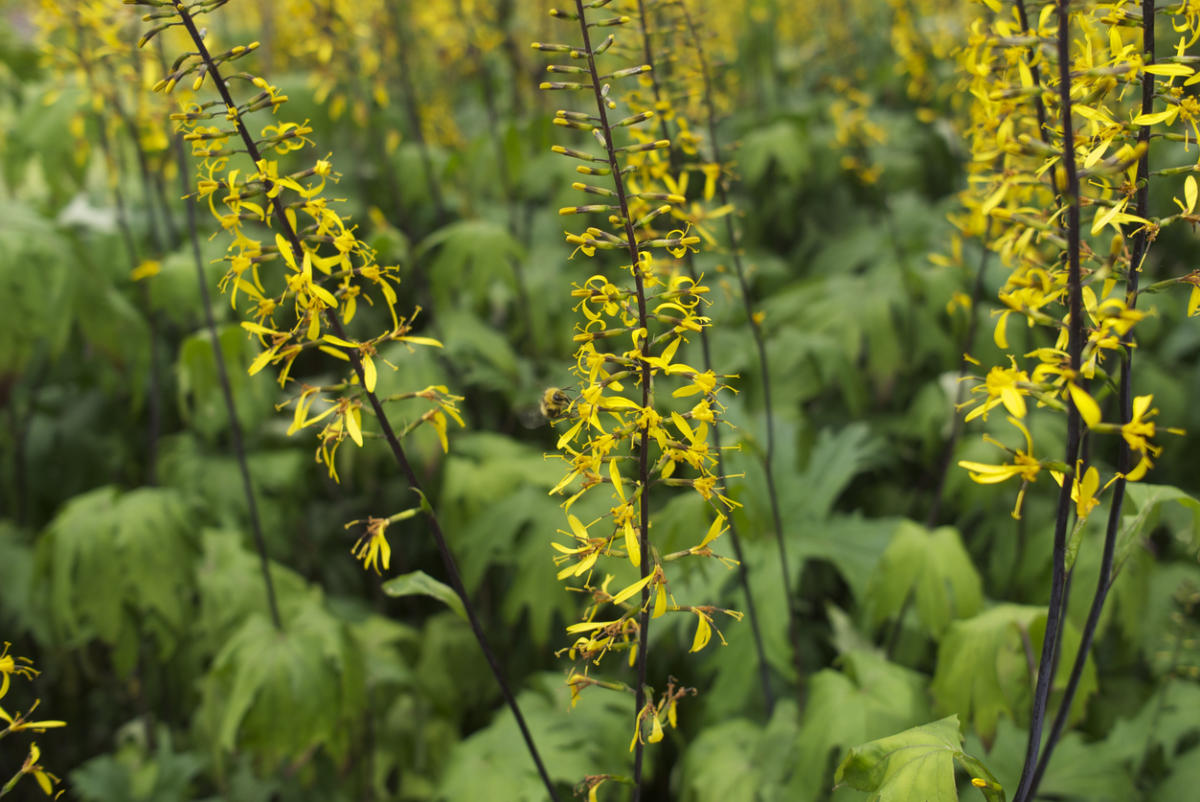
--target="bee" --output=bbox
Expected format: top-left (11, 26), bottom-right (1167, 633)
top-left (519, 387), bottom-right (575, 428)
top-left (538, 387), bottom-right (573, 421)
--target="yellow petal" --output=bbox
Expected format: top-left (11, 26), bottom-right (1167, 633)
top-left (1067, 383), bottom-right (1101, 429)
top-left (624, 520), bottom-right (640, 567)
top-left (1000, 386), bottom-right (1026, 418)
top-left (395, 336), bottom-right (443, 347)
top-left (568, 514), bottom-right (589, 542)
top-left (362, 354), bottom-right (377, 393)
top-left (695, 513), bottom-right (726, 550)
top-left (994, 309), bottom-right (1012, 350)
top-left (610, 573), bottom-right (653, 605)
top-left (573, 548), bottom-right (598, 577)
top-left (653, 581), bottom-right (667, 618)
top-left (610, 459), bottom-right (625, 501)
top-left (345, 407), bottom-right (364, 447)
top-left (690, 612), bottom-right (711, 652)
top-left (647, 712), bottom-right (664, 743)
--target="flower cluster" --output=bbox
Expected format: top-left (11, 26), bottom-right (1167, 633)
top-left (534, 0), bottom-right (740, 759)
top-left (132, 0), bottom-right (461, 567)
top-left (0, 642), bottom-right (66, 798)
top-left (955, 0), bottom-right (1190, 517)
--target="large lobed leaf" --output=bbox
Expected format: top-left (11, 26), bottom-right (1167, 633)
top-left (931, 605), bottom-right (1096, 748)
top-left (836, 715), bottom-right (1005, 802)
top-left (864, 521), bottom-right (983, 639)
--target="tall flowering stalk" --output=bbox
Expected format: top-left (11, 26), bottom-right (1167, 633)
top-left (129, 2), bottom-right (558, 797)
top-left (619, 0), bottom-right (777, 712)
top-left (535, 2), bottom-right (740, 796)
top-left (956, 0), bottom-right (1194, 796)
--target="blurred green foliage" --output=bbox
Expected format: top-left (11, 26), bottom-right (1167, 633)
top-left (0, 0), bottom-right (1198, 800)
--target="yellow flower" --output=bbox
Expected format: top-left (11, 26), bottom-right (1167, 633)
top-left (1121, 394), bottom-right (1163, 481)
top-left (0, 699), bottom-right (68, 735)
top-left (958, 416), bottom-right (1042, 518)
top-left (964, 359), bottom-right (1030, 422)
top-left (18, 742), bottom-right (60, 796)
top-left (0, 642), bottom-right (38, 701)
top-left (350, 516), bottom-right (392, 575)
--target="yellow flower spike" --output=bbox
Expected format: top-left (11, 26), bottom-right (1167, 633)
top-left (247, 345), bottom-right (280, 377)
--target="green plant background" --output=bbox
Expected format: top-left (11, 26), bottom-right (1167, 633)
top-left (1, 1), bottom-right (1198, 800)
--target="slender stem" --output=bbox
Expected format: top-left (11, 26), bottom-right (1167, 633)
top-left (1013, 3), bottom-right (1085, 799)
top-left (567, 3), bottom-right (654, 796)
top-left (677, 0), bottom-right (804, 691)
top-left (71, 16), bottom-right (162, 486)
top-left (1014, 0), bottom-right (1061, 199)
top-left (633, 0), bottom-right (775, 716)
top-left (170, 7), bottom-right (559, 797)
top-left (927, 224), bottom-right (992, 528)
top-left (1026, 2), bottom-right (1154, 795)
top-left (0, 769), bottom-right (23, 797)
top-left (172, 128), bottom-right (282, 632)
top-left (385, 0), bottom-right (447, 227)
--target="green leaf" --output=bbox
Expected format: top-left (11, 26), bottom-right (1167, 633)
top-left (864, 521), bottom-right (983, 639)
top-left (834, 716), bottom-right (962, 802)
top-left (678, 702), bottom-right (804, 802)
top-left (382, 570), bottom-right (466, 621)
top-left (438, 309), bottom-right (522, 395)
top-left (36, 486), bottom-right (197, 673)
top-left (176, 324), bottom-right (275, 442)
top-left (193, 528), bottom-right (307, 647)
top-left (964, 717), bottom-right (1134, 802)
top-left (1102, 679), bottom-right (1200, 765)
top-left (791, 514), bottom-right (899, 602)
top-left (0, 200), bottom-right (74, 374)
top-left (741, 119), bottom-right (811, 185)
top-left (197, 594), bottom-right (365, 770)
top-left (417, 219), bottom-right (525, 314)
top-left (792, 424), bottom-right (885, 521)
top-left (435, 672), bottom-right (628, 801)
top-left (931, 605), bottom-right (1096, 747)
top-left (70, 725), bottom-right (205, 802)
top-left (1118, 482), bottom-right (1200, 558)
top-left (1154, 744), bottom-right (1200, 801)
top-left (785, 651), bottom-right (932, 802)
